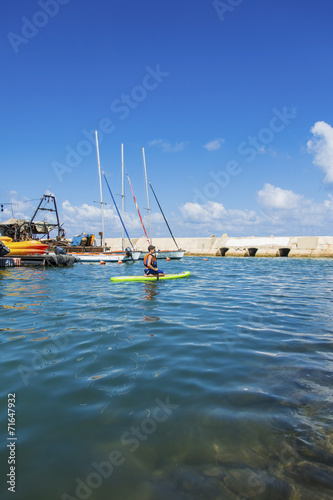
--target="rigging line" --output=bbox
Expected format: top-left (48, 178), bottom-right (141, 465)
top-left (142, 147), bottom-right (152, 244)
top-left (102, 171), bottom-right (134, 249)
top-left (0, 198), bottom-right (41, 207)
top-left (148, 180), bottom-right (180, 250)
top-left (126, 173), bottom-right (150, 245)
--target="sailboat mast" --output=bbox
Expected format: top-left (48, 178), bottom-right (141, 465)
top-left (127, 173), bottom-right (150, 245)
top-left (142, 147), bottom-right (152, 245)
top-left (102, 171), bottom-right (134, 249)
top-left (94, 130), bottom-right (106, 249)
top-left (121, 143), bottom-right (125, 250)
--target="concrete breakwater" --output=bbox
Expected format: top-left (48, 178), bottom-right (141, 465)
top-left (104, 236), bottom-right (333, 258)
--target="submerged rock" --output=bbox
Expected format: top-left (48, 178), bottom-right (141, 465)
top-left (222, 466), bottom-right (293, 500)
top-left (294, 436), bottom-right (333, 465)
top-left (165, 464), bottom-right (234, 500)
top-left (201, 464), bottom-right (225, 478)
top-left (287, 462), bottom-right (333, 490)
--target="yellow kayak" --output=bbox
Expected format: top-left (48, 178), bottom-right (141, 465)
top-left (0, 237), bottom-right (49, 255)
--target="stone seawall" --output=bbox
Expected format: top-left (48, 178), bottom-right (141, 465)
top-left (105, 236), bottom-right (333, 258)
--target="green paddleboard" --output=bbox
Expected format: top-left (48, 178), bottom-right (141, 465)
top-left (110, 271), bottom-right (191, 283)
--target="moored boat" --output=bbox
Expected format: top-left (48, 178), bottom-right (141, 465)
top-left (138, 249), bottom-right (185, 260)
top-left (70, 250), bottom-right (141, 262)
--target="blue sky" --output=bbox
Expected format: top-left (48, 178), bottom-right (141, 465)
top-left (1, 0), bottom-right (333, 239)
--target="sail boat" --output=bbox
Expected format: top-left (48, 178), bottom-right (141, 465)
top-left (138, 147), bottom-right (185, 260)
top-left (69, 135), bottom-right (140, 263)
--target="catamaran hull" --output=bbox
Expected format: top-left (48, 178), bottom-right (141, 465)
top-left (138, 250), bottom-right (185, 260)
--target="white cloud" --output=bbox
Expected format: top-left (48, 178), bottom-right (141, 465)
top-left (149, 212), bottom-right (164, 224)
top-left (257, 183), bottom-right (303, 209)
top-left (44, 189), bottom-right (55, 197)
top-left (203, 138), bottom-right (225, 151)
top-left (256, 184), bottom-right (333, 234)
top-left (180, 201), bottom-right (260, 233)
top-left (176, 185), bottom-right (333, 237)
top-left (0, 193), bottom-right (40, 222)
top-left (257, 146), bottom-right (266, 155)
top-left (62, 200), bottom-right (76, 215)
top-left (324, 194), bottom-right (333, 209)
top-left (62, 200), bottom-right (102, 221)
top-left (307, 121), bottom-right (333, 183)
top-left (61, 200), bottom-right (160, 238)
top-left (180, 201), bottom-right (227, 223)
top-left (148, 139), bottom-right (186, 152)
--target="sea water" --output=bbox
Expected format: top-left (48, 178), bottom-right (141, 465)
top-left (0, 257), bottom-right (332, 500)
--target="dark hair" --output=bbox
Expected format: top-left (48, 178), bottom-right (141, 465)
top-left (148, 245), bottom-right (156, 251)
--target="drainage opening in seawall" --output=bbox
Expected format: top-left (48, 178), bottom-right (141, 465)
top-left (277, 248), bottom-right (291, 257)
top-left (246, 247), bottom-right (258, 257)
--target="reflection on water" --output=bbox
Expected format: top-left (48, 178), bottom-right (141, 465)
top-left (0, 258), bottom-right (333, 499)
top-left (141, 282), bottom-right (161, 322)
top-left (0, 268), bottom-right (48, 320)
top-left (0, 268), bottom-right (52, 346)
top-left (141, 281), bottom-right (160, 301)
top-left (1, 267), bottom-right (48, 293)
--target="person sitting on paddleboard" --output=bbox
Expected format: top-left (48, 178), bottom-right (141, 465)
top-left (144, 245), bottom-right (165, 276)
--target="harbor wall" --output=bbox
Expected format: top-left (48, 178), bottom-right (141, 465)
top-left (104, 236), bottom-right (333, 258)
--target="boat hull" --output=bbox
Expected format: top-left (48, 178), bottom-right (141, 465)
top-left (138, 250), bottom-right (185, 260)
top-left (69, 251), bottom-right (141, 262)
